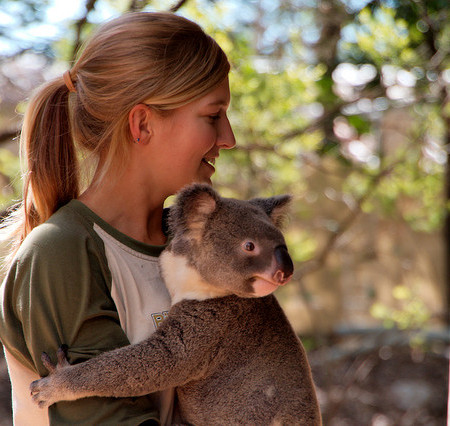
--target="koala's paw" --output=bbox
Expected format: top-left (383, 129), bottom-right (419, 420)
top-left (30, 345), bottom-right (71, 408)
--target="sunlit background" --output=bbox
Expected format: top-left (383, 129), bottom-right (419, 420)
top-left (0, 0), bottom-right (448, 424)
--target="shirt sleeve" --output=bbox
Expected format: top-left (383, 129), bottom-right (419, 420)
top-left (0, 217), bottom-right (159, 425)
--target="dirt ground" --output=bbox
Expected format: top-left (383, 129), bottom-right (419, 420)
top-left (310, 343), bottom-right (448, 425)
top-left (0, 335), bottom-right (447, 425)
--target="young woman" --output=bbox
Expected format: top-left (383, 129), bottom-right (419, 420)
top-left (0, 12), bottom-right (235, 425)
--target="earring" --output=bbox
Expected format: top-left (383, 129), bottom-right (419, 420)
top-left (135, 138), bottom-right (140, 143)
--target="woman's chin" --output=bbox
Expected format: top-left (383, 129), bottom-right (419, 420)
top-left (193, 174), bottom-right (213, 186)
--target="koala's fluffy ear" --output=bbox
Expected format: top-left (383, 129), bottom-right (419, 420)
top-left (249, 194), bottom-right (292, 228)
top-left (169, 183), bottom-right (219, 239)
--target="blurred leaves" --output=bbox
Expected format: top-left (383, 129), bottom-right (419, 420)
top-left (0, 148), bottom-right (20, 209)
top-left (371, 285), bottom-right (431, 330)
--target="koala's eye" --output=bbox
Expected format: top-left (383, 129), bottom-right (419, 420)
top-left (243, 241), bottom-right (255, 252)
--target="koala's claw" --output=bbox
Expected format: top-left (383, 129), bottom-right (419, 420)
top-left (40, 345), bottom-right (69, 373)
top-left (40, 352), bottom-right (55, 373)
top-left (57, 345), bottom-right (69, 364)
top-left (30, 345), bottom-right (71, 408)
top-left (30, 377), bottom-right (54, 408)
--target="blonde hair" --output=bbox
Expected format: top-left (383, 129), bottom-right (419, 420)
top-left (2, 12), bottom-right (230, 262)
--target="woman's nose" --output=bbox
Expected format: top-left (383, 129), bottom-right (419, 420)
top-left (217, 115), bottom-right (236, 149)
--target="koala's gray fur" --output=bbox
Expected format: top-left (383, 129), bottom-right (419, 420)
top-left (30, 184), bottom-right (321, 425)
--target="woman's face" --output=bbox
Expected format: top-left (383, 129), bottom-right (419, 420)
top-left (147, 77), bottom-right (236, 196)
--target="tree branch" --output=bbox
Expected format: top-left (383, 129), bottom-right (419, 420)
top-left (0, 129), bottom-right (20, 145)
top-left (296, 161), bottom-right (399, 279)
top-left (128, 0), bottom-right (152, 12)
top-left (170, 0), bottom-right (189, 12)
top-left (71, 0), bottom-right (98, 62)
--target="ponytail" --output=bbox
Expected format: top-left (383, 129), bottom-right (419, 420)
top-left (1, 76), bottom-right (79, 263)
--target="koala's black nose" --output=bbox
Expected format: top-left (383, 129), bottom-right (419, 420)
top-left (273, 245), bottom-right (294, 284)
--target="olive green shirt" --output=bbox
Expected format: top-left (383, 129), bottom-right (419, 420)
top-left (0, 200), bottom-right (170, 425)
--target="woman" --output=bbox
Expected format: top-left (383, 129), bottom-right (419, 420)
top-left (0, 11), bottom-right (235, 425)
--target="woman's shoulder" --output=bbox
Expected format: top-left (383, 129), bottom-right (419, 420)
top-left (17, 200), bottom-right (105, 263)
top-left (4, 200), bottom-right (111, 295)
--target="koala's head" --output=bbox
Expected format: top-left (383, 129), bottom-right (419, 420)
top-left (166, 183), bottom-right (294, 298)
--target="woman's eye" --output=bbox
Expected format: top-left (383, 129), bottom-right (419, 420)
top-left (243, 242), bottom-right (255, 252)
top-left (209, 114), bottom-right (220, 121)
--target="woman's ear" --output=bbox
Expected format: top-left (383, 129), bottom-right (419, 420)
top-left (128, 104), bottom-right (153, 144)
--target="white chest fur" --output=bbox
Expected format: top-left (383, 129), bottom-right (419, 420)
top-left (159, 251), bottom-right (231, 305)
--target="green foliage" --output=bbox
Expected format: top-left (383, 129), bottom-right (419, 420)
top-left (355, 7), bottom-right (416, 67)
top-left (371, 285), bottom-right (431, 330)
top-left (285, 228), bottom-right (318, 264)
top-left (0, 148), bottom-right (21, 209)
top-left (346, 115), bottom-right (371, 135)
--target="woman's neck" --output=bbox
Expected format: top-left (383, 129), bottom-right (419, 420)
top-left (78, 177), bottom-right (167, 246)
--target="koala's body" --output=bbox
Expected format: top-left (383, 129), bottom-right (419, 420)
top-left (31, 184), bottom-right (321, 425)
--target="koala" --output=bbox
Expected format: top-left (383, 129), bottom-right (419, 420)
top-left (30, 183), bottom-right (321, 426)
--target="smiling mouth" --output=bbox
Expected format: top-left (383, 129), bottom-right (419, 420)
top-left (202, 158), bottom-right (216, 167)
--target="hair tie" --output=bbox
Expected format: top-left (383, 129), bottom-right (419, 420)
top-left (63, 70), bottom-right (76, 93)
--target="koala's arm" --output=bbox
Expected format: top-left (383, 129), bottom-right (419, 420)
top-left (30, 301), bottom-right (224, 407)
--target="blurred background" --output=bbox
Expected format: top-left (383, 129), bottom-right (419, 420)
top-left (0, 0), bottom-right (448, 424)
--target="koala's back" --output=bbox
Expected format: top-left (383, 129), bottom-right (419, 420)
top-left (170, 295), bottom-right (321, 425)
